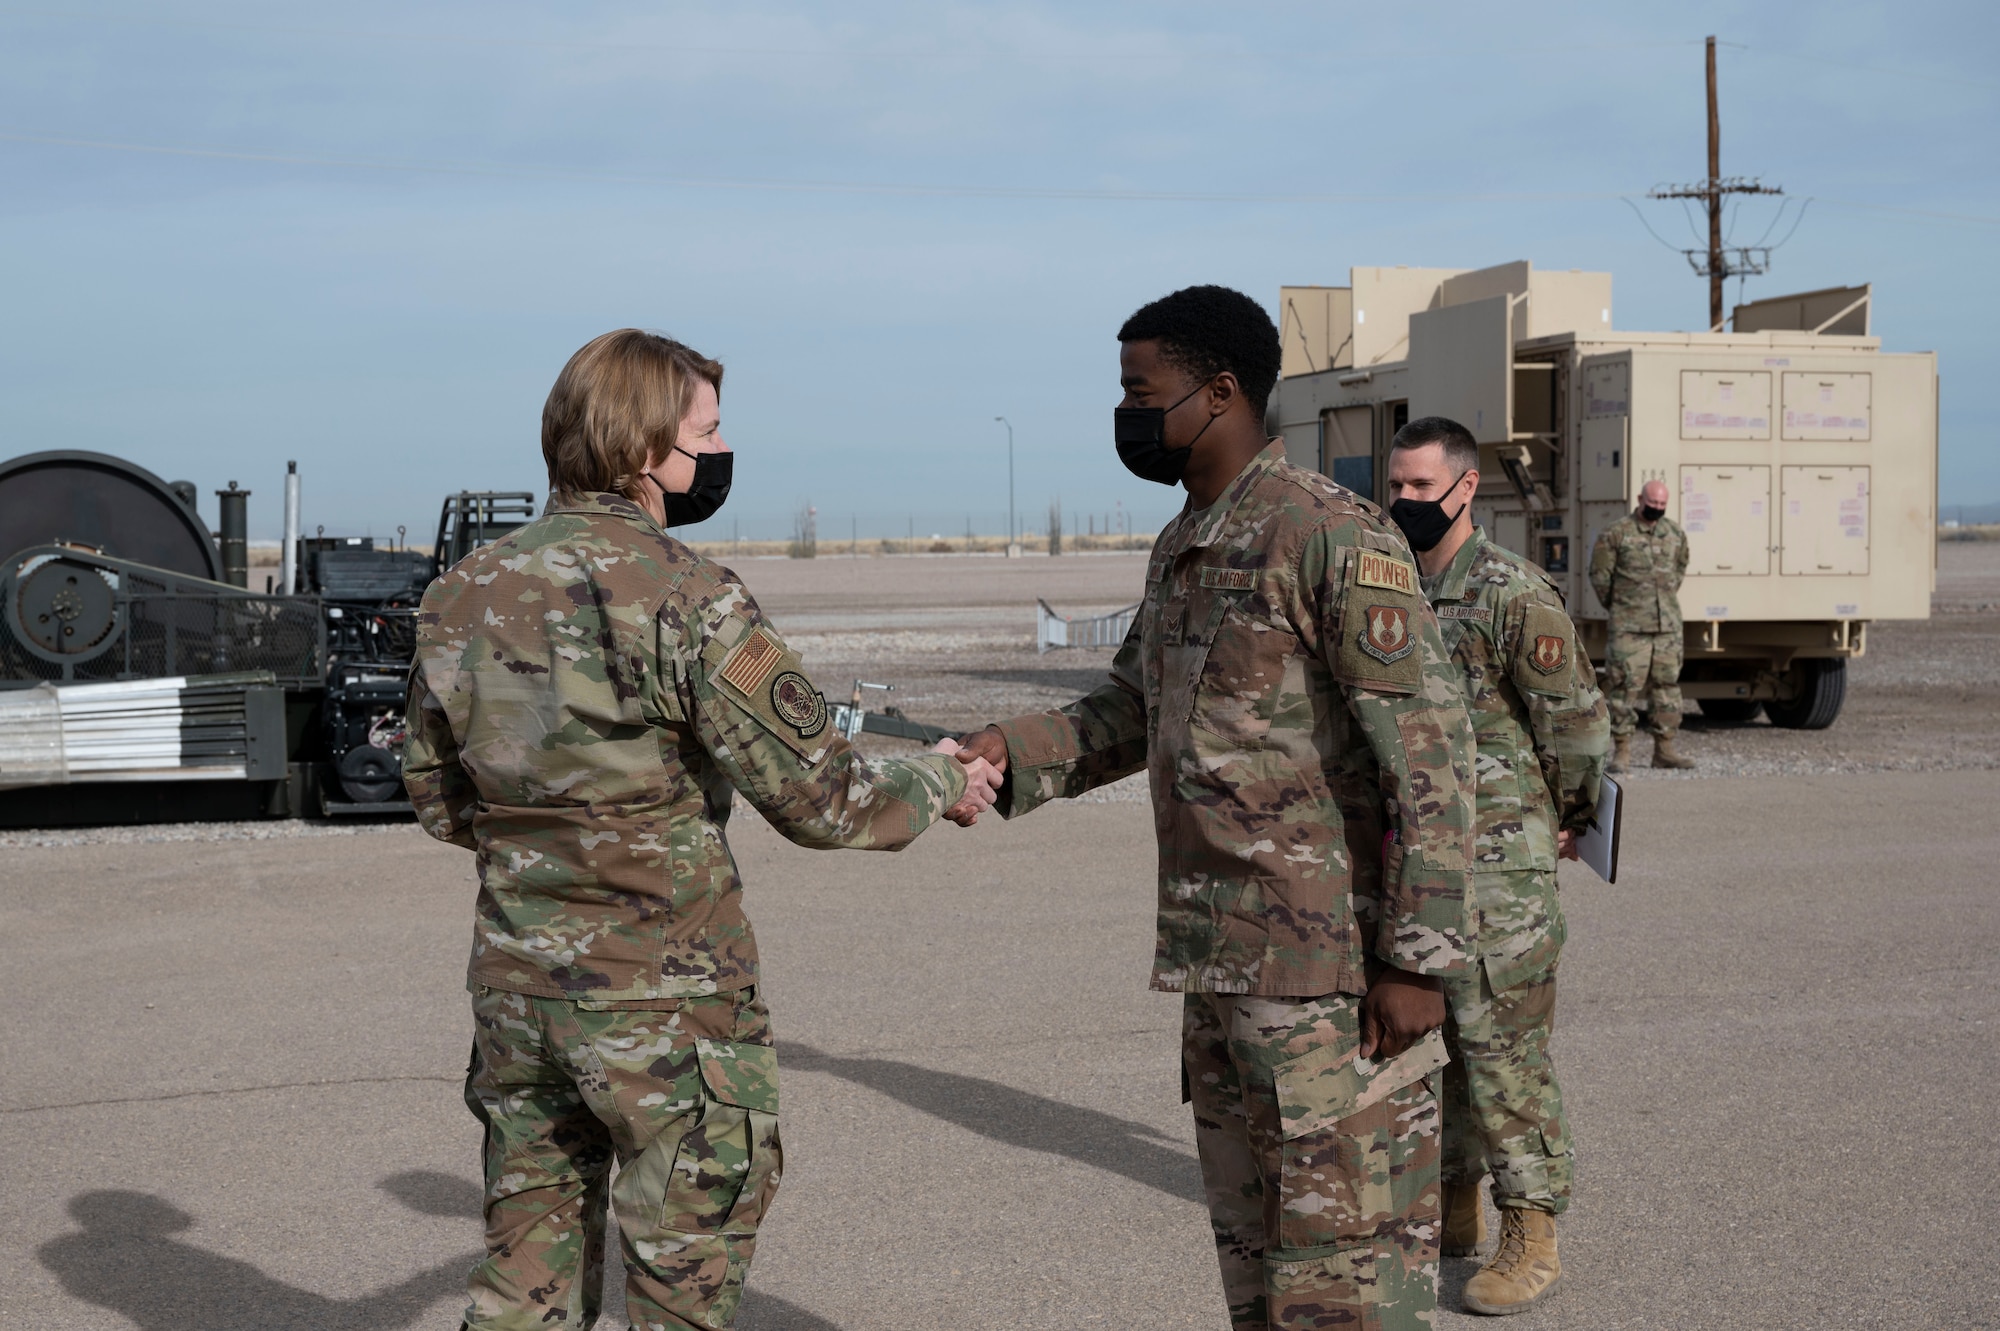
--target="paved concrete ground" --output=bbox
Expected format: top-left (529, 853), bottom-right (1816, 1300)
top-left (4, 770), bottom-right (1996, 1329)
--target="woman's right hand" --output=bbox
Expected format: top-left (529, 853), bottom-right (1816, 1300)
top-left (933, 737), bottom-right (1004, 826)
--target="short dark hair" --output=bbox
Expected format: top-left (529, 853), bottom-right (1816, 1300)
top-left (1118, 285), bottom-right (1281, 415)
top-left (1390, 416), bottom-right (1479, 476)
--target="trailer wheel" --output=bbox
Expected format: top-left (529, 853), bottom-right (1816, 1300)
top-left (335, 745), bottom-right (404, 803)
top-left (1764, 659), bottom-right (1846, 730)
top-left (1697, 697), bottom-right (1764, 723)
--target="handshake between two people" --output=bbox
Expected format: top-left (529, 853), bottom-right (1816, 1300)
top-left (926, 726), bottom-right (1441, 1058)
top-left (929, 725), bottom-right (1010, 828)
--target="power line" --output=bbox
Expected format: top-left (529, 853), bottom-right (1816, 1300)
top-left (5, 125), bottom-right (1995, 227)
top-left (0, 127), bottom-right (1626, 205)
top-left (1645, 36), bottom-right (1785, 327)
top-left (0, 10), bottom-right (1705, 68)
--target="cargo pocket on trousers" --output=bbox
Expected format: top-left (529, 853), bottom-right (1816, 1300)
top-left (1269, 1031), bottom-right (1450, 1253)
top-left (688, 1038), bottom-right (782, 1234)
top-left (618, 1039), bottom-right (782, 1328)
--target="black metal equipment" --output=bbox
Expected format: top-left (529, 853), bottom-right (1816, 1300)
top-left (0, 451), bottom-right (222, 582)
top-left (292, 537), bottom-right (434, 808)
top-left (0, 449), bottom-right (544, 825)
top-left (0, 545), bottom-right (323, 685)
top-left (436, 492), bottom-right (538, 569)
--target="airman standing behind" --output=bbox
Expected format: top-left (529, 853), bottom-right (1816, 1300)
top-left (1589, 477), bottom-right (1694, 771)
top-left (1386, 417), bottom-right (1608, 1316)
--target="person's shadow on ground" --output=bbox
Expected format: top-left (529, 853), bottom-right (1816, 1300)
top-left (43, 1170), bottom-right (847, 1330)
top-left (783, 1040), bottom-right (1202, 1204)
top-left (38, 1174), bottom-right (482, 1331)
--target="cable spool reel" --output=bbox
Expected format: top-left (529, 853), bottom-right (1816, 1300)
top-left (0, 450), bottom-right (222, 583)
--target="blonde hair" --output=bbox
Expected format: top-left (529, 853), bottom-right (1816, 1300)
top-left (542, 329), bottom-right (723, 502)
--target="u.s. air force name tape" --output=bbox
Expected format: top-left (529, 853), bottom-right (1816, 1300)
top-left (1199, 566), bottom-right (1256, 590)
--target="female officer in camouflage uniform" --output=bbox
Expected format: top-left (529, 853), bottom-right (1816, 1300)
top-left (404, 329), bottom-right (1001, 1331)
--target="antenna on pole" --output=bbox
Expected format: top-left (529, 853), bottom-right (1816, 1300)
top-left (1647, 36), bottom-right (1783, 330)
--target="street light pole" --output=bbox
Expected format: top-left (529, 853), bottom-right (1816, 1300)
top-left (994, 416), bottom-right (1015, 550)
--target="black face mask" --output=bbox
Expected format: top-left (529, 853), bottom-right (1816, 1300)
top-left (650, 448), bottom-right (734, 527)
top-left (1388, 472), bottom-right (1469, 553)
top-left (1639, 503), bottom-right (1667, 522)
top-left (1114, 380), bottom-right (1217, 487)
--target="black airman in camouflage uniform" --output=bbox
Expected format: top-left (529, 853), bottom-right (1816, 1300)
top-left (958, 288), bottom-right (1476, 1331)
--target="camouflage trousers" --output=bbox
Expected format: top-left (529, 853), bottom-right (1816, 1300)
top-left (1602, 628), bottom-right (1683, 737)
top-left (1183, 990), bottom-right (1444, 1331)
top-left (462, 986), bottom-right (782, 1331)
top-left (1440, 959), bottom-right (1571, 1215)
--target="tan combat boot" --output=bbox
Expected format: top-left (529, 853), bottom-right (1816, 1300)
top-left (1651, 732), bottom-right (1695, 769)
top-left (1462, 1207), bottom-right (1561, 1315)
top-left (1606, 734), bottom-right (1631, 774)
top-left (1441, 1180), bottom-right (1488, 1258)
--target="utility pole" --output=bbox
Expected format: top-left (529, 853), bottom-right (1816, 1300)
top-left (1648, 35), bottom-right (1782, 330)
top-left (994, 417), bottom-right (1016, 552)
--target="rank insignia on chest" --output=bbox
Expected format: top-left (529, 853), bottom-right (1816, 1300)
top-left (770, 670), bottom-right (828, 738)
top-left (1530, 634), bottom-right (1568, 674)
top-left (1355, 549), bottom-right (1417, 595)
top-left (1359, 604), bottom-right (1414, 664)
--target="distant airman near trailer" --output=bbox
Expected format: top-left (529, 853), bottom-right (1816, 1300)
top-left (1590, 479), bottom-right (1696, 771)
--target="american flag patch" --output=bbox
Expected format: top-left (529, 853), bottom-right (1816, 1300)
top-left (719, 628), bottom-right (784, 694)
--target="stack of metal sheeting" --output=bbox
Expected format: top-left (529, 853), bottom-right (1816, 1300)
top-left (0, 672), bottom-right (286, 788)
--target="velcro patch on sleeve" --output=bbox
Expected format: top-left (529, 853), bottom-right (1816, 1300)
top-left (1199, 565), bottom-right (1257, 590)
top-left (1513, 601), bottom-right (1577, 696)
top-left (719, 627), bottom-right (783, 696)
top-left (1354, 548), bottom-right (1418, 595)
top-left (1333, 549), bottom-right (1423, 695)
top-left (704, 618), bottom-right (826, 758)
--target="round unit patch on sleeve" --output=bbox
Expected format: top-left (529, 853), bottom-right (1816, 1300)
top-left (770, 671), bottom-right (828, 738)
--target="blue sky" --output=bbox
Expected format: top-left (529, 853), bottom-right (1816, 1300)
top-left (3, 1), bottom-right (1996, 543)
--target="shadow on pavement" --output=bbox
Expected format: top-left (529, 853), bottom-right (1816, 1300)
top-left (739, 1290), bottom-right (845, 1329)
top-left (38, 1187), bottom-right (479, 1331)
top-left (783, 1041), bottom-right (1201, 1204)
top-left (378, 1167), bottom-right (484, 1217)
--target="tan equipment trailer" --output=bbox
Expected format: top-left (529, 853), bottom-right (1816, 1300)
top-left (1271, 261), bottom-right (1937, 728)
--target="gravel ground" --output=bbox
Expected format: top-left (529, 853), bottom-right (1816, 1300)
top-left (775, 541), bottom-right (2000, 785)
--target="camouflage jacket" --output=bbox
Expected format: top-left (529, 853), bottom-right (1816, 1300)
top-left (1588, 512), bottom-right (1688, 634)
top-left (1424, 529), bottom-right (1609, 990)
top-left (404, 492), bottom-right (967, 1003)
top-left (992, 442), bottom-right (1475, 998)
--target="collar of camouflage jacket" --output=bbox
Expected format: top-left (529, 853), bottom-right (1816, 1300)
top-left (548, 490), bottom-right (668, 535)
top-left (1179, 439), bottom-right (1287, 551)
top-left (1423, 524), bottom-right (1489, 605)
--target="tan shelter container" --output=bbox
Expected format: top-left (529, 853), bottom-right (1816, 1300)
top-left (1270, 261), bottom-right (1937, 728)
